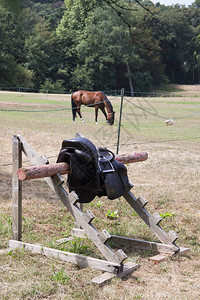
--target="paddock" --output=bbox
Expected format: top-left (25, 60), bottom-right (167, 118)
top-left (0, 88), bottom-right (200, 298)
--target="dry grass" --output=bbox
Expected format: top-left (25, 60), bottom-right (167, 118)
top-left (0, 87), bottom-right (200, 299)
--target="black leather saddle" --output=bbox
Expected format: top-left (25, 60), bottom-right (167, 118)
top-left (57, 137), bottom-right (130, 203)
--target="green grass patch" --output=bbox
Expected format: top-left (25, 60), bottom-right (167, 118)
top-left (155, 100), bottom-right (200, 105)
top-left (154, 84), bottom-right (184, 93)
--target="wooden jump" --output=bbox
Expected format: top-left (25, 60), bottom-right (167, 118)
top-left (11, 134), bottom-right (189, 286)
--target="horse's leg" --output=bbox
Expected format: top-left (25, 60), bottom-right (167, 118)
top-left (71, 95), bottom-right (77, 123)
top-left (77, 107), bottom-right (85, 122)
top-left (95, 107), bottom-right (99, 124)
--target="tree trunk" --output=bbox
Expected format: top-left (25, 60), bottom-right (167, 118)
top-left (126, 62), bottom-right (134, 97)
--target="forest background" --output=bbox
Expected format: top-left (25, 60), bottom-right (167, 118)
top-left (1, 0), bottom-right (200, 94)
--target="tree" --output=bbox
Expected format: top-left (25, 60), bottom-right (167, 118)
top-left (145, 4), bottom-right (200, 84)
top-left (25, 27), bottom-right (59, 87)
top-left (56, 0), bottom-right (101, 89)
top-left (2, 0), bottom-right (200, 91)
top-left (0, 5), bottom-right (34, 87)
top-left (192, 0), bottom-right (200, 8)
top-left (30, 1), bottom-right (65, 30)
top-left (57, 1), bottom-right (164, 92)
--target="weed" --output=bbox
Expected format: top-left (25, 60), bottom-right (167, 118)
top-left (67, 238), bottom-right (92, 255)
top-left (181, 271), bottom-right (191, 277)
top-left (47, 237), bottom-right (93, 256)
top-left (0, 213), bottom-right (12, 239)
top-left (21, 285), bottom-right (43, 298)
top-left (106, 210), bottom-right (119, 219)
top-left (159, 212), bottom-right (172, 218)
top-left (22, 216), bottom-right (34, 230)
top-left (157, 200), bottom-right (165, 205)
top-left (51, 266), bottom-right (69, 285)
top-left (134, 293), bottom-right (144, 299)
top-left (46, 239), bottom-right (58, 249)
top-left (96, 201), bottom-right (104, 208)
top-left (6, 249), bottom-right (15, 257)
top-left (131, 211), bottom-right (138, 217)
top-left (1, 213), bottom-right (12, 225)
top-left (108, 224), bottom-right (127, 237)
top-left (89, 200), bottom-right (104, 209)
top-left (160, 263), bottom-right (168, 273)
top-left (136, 276), bottom-right (147, 285)
top-left (188, 236), bottom-right (200, 247)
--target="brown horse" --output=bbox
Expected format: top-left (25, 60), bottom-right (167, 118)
top-left (71, 90), bottom-right (115, 125)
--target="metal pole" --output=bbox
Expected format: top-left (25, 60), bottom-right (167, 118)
top-left (116, 88), bottom-right (124, 154)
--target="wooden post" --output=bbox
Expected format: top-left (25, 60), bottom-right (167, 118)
top-left (75, 133), bottom-right (85, 227)
top-left (12, 135), bottom-right (22, 240)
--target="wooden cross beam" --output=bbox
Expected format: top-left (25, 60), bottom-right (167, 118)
top-left (17, 152), bottom-right (148, 181)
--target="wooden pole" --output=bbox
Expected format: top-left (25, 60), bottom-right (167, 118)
top-left (17, 162), bottom-right (71, 181)
top-left (17, 152), bottom-right (148, 181)
top-left (12, 135), bottom-right (22, 240)
top-left (115, 152), bottom-right (148, 164)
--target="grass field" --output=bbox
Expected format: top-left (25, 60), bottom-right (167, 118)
top-left (0, 87), bottom-right (200, 299)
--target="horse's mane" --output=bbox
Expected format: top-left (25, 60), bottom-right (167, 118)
top-left (102, 93), bottom-right (113, 112)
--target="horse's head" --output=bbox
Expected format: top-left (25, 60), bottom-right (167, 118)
top-left (107, 112), bottom-right (115, 126)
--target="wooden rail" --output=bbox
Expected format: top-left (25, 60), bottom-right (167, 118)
top-left (17, 152), bottom-right (148, 181)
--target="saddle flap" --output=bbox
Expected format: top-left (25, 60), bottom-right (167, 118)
top-left (104, 172), bottom-right (124, 200)
top-left (57, 137), bottom-right (101, 203)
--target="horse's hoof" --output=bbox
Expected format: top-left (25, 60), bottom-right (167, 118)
top-left (96, 122), bottom-right (98, 125)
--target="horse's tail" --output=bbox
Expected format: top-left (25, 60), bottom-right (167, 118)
top-left (71, 93), bottom-right (77, 121)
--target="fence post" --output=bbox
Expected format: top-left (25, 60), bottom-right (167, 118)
top-left (116, 88), bottom-right (124, 154)
top-left (12, 135), bottom-right (22, 240)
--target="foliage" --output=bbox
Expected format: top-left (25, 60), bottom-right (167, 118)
top-left (40, 78), bottom-right (65, 92)
top-left (25, 29), bottom-right (59, 87)
top-left (57, 2), bottom-right (165, 91)
top-left (145, 4), bottom-right (200, 84)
